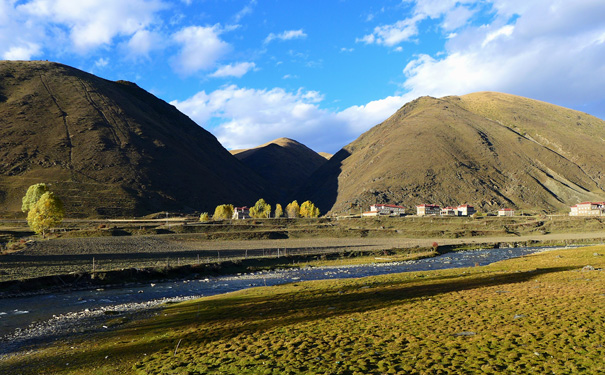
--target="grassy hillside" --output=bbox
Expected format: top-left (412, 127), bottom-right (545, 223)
top-left (3, 245), bottom-right (604, 374)
top-left (0, 61), bottom-right (270, 217)
top-left (300, 92), bottom-right (605, 214)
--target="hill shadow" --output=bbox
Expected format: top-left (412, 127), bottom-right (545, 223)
top-left (296, 148), bottom-right (351, 213)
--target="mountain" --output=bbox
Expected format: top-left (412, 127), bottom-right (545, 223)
top-left (318, 152), bottom-right (333, 160)
top-left (230, 138), bottom-right (327, 203)
top-left (0, 61), bottom-right (269, 217)
top-left (300, 92), bottom-right (605, 214)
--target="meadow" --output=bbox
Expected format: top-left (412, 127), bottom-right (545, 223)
top-left (2, 244), bottom-right (604, 374)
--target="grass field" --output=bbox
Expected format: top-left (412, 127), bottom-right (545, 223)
top-left (2, 244), bottom-right (604, 374)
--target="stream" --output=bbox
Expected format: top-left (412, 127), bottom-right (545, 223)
top-left (0, 245), bottom-right (575, 347)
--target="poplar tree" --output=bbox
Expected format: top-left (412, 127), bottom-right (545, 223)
top-left (250, 199), bottom-right (271, 218)
top-left (27, 192), bottom-right (64, 238)
top-left (300, 200), bottom-right (320, 218)
top-left (213, 204), bottom-right (234, 220)
top-left (275, 204), bottom-right (283, 218)
top-left (286, 200), bottom-right (300, 218)
top-left (22, 183), bottom-right (49, 213)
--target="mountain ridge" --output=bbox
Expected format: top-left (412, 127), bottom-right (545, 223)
top-left (0, 60), bottom-right (270, 217)
top-left (230, 137), bottom-right (327, 203)
top-left (298, 92), bottom-right (605, 214)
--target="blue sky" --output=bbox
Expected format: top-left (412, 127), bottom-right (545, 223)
top-left (2, 0), bottom-right (605, 153)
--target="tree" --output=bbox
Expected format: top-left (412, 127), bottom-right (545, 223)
top-left (300, 200), bottom-right (320, 218)
top-left (250, 198), bottom-right (271, 218)
top-left (22, 183), bottom-right (49, 213)
top-left (275, 204), bottom-right (283, 218)
top-left (286, 200), bottom-right (300, 218)
top-left (199, 212), bottom-right (210, 222)
top-left (27, 192), bottom-right (64, 238)
top-left (213, 204), bottom-right (234, 220)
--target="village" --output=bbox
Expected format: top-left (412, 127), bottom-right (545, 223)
top-left (358, 201), bottom-right (605, 218)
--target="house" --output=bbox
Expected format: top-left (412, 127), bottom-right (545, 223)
top-left (440, 206), bottom-right (457, 216)
top-left (457, 205), bottom-right (476, 216)
top-left (232, 206), bottom-right (250, 219)
top-left (498, 208), bottom-right (515, 217)
top-left (416, 204), bottom-right (440, 216)
top-left (361, 210), bottom-right (379, 217)
top-left (569, 202), bottom-right (605, 216)
top-left (370, 204), bottom-right (406, 216)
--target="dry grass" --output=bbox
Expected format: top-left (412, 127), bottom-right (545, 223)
top-left (3, 245), bottom-right (604, 374)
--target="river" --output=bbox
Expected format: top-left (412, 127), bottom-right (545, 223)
top-left (0, 245), bottom-right (575, 349)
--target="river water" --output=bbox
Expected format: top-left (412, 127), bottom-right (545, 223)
top-left (0, 245), bottom-right (573, 340)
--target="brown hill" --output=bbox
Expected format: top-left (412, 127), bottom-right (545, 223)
top-left (230, 138), bottom-right (327, 202)
top-left (0, 61), bottom-right (269, 217)
top-left (318, 152), bottom-right (333, 160)
top-left (300, 92), bottom-right (605, 214)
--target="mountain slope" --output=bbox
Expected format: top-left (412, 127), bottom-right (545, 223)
top-left (0, 61), bottom-right (269, 217)
top-left (231, 138), bottom-right (327, 202)
top-left (300, 92), bottom-right (605, 214)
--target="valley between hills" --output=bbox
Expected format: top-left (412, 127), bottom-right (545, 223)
top-left (2, 60), bottom-right (605, 374)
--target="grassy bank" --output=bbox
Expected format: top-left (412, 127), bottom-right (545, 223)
top-left (3, 245), bottom-right (604, 374)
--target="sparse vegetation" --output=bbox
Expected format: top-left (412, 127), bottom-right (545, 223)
top-left (3, 245), bottom-right (604, 374)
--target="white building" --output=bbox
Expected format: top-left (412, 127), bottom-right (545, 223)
top-left (569, 202), bottom-right (605, 216)
top-left (416, 204), bottom-right (440, 216)
top-left (498, 208), bottom-right (515, 217)
top-left (456, 205), bottom-right (477, 216)
top-left (363, 204), bottom-right (406, 217)
top-left (232, 206), bottom-right (250, 219)
top-left (440, 207), bottom-right (457, 216)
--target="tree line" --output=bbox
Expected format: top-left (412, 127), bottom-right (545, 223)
top-left (200, 199), bottom-right (320, 221)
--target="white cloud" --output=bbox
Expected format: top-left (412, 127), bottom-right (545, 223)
top-left (2, 42), bottom-right (41, 60)
top-left (358, 1), bottom-right (476, 47)
top-left (264, 29), bottom-right (307, 44)
top-left (171, 85), bottom-right (402, 153)
top-left (481, 24), bottom-right (514, 47)
top-left (18, 0), bottom-right (166, 51)
top-left (233, 0), bottom-right (256, 23)
top-left (336, 95), bottom-right (410, 134)
top-left (210, 62), bottom-right (256, 78)
top-left (400, 0), bottom-right (605, 112)
top-left (357, 15), bottom-right (422, 46)
top-left (94, 57), bottom-right (109, 68)
top-left (172, 25), bottom-right (231, 75)
top-left (124, 29), bottom-right (163, 58)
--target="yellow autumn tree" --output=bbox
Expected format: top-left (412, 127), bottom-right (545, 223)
top-left (22, 183), bottom-right (49, 213)
top-left (300, 200), bottom-right (320, 218)
top-left (286, 200), bottom-right (300, 218)
top-left (275, 203), bottom-right (283, 218)
top-left (199, 212), bottom-right (210, 222)
top-left (213, 204), bottom-right (234, 220)
top-left (27, 192), bottom-right (64, 238)
top-left (250, 199), bottom-right (271, 218)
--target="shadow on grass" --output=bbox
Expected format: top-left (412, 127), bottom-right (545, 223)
top-left (2, 265), bottom-right (577, 372)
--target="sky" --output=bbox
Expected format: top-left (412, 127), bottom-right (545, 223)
top-left (1, 0), bottom-right (605, 154)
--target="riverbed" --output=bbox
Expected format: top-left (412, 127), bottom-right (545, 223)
top-left (0, 245), bottom-right (576, 354)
